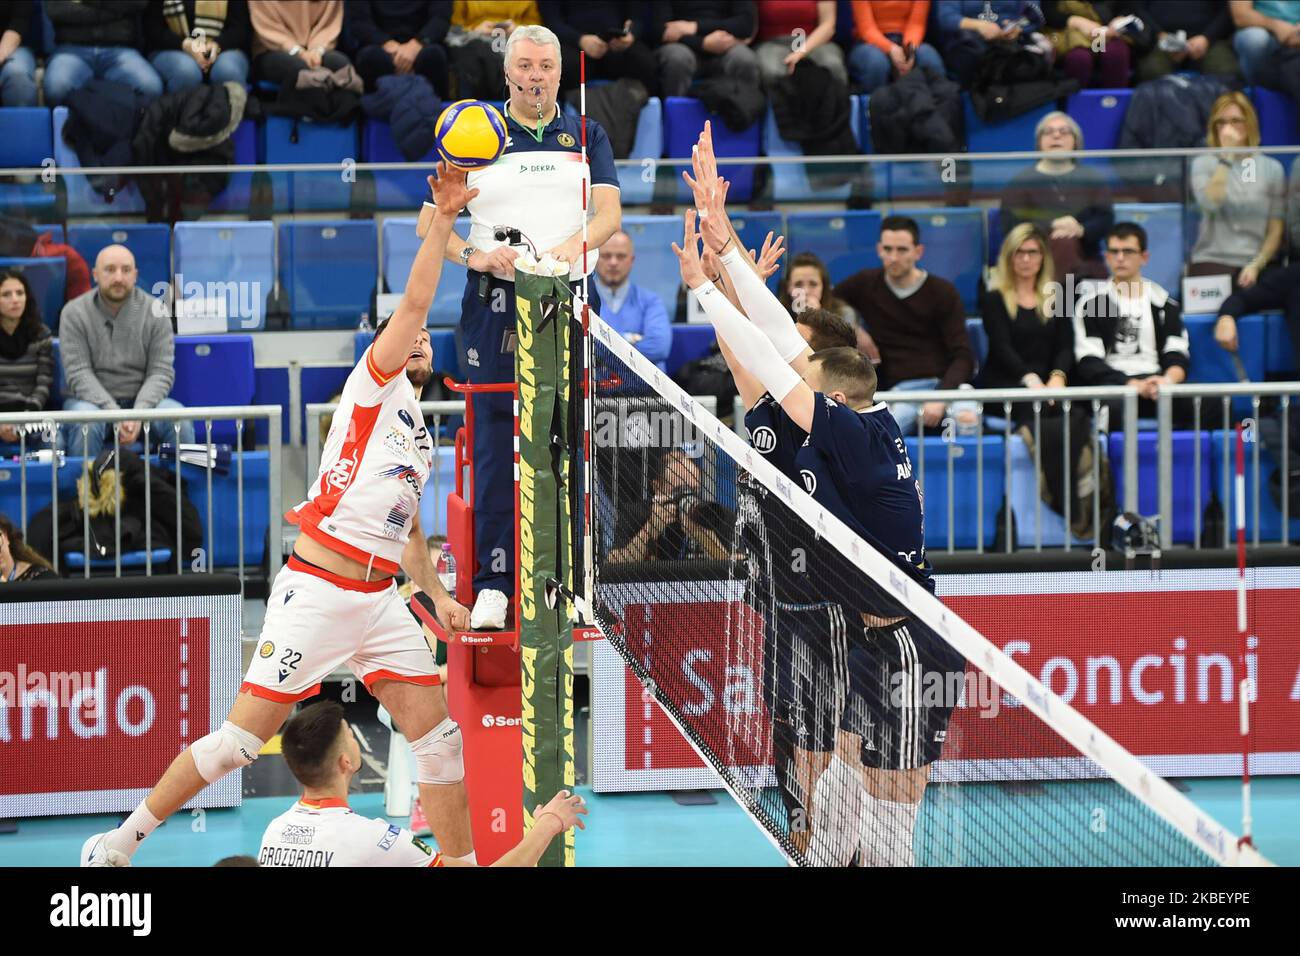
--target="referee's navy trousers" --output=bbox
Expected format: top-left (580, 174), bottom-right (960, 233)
top-left (459, 270), bottom-right (600, 598)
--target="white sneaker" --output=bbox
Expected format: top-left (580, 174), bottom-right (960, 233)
top-left (469, 589), bottom-right (508, 630)
top-left (80, 832), bottom-right (131, 867)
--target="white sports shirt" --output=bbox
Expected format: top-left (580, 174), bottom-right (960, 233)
top-left (258, 797), bottom-right (444, 868)
top-left (287, 344), bottom-right (433, 575)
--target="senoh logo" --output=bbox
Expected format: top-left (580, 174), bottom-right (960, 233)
top-left (480, 714), bottom-right (522, 728)
top-left (460, 635), bottom-right (495, 645)
top-left (749, 426), bottom-right (777, 454)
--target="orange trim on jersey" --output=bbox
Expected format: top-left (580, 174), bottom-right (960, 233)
top-left (366, 345), bottom-right (405, 387)
top-left (291, 518), bottom-right (402, 577)
top-left (428, 853), bottom-right (445, 868)
top-left (298, 796), bottom-right (351, 810)
top-left (287, 554), bottom-right (394, 593)
top-left (362, 669), bottom-right (442, 691)
top-left (311, 401), bottom-right (383, 520)
top-left (240, 680), bottom-right (323, 703)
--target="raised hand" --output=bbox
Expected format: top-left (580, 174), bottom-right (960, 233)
top-left (427, 162), bottom-right (479, 216)
top-left (751, 231), bottom-right (785, 280)
top-left (535, 790), bottom-right (588, 832)
top-left (671, 209), bottom-right (709, 290)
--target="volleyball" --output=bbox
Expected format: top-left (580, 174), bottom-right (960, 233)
top-left (434, 99), bottom-right (507, 170)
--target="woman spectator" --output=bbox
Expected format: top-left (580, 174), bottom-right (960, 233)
top-left (981, 224), bottom-right (1099, 538)
top-left (1000, 110), bottom-right (1114, 280)
top-left (145, 0), bottom-right (251, 94)
top-left (0, 270), bottom-right (54, 451)
top-left (848, 0), bottom-right (945, 93)
top-left (753, 0), bottom-right (847, 87)
top-left (778, 251), bottom-right (868, 352)
top-left (248, 0), bottom-right (349, 87)
top-left (0, 0), bottom-right (37, 106)
top-left (0, 512), bottom-right (57, 582)
top-left (1043, 1), bottom-right (1142, 88)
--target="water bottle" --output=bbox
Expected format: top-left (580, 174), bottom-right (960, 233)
top-left (437, 543), bottom-right (457, 594)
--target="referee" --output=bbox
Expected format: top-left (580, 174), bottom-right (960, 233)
top-left (418, 25), bottom-right (622, 629)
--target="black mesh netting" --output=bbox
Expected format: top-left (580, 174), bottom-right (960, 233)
top-left (586, 330), bottom-right (1215, 867)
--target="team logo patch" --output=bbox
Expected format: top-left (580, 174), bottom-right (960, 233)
top-left (280, 824), bottom-right (314, 846)
top-left (467, 348), bottom-right (480, 368)
top-left (557, 132), bottom-right (576, 147)
top-left (378, 824), bottom-right (401, 851)
top-left (411, 836), bottom-right (433, 856)
top-left (383, 427), bottom-right (411, 456)
top-left (382, 499), bottom-right (413, 540)
top-left (799, 469), bottom-right (817, 494)
top-left (749, 426), bottom-right (777, 454)
top-left (259, 641), bottom-right (275, 658)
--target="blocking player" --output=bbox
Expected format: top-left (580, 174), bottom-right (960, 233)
top-left (679, 151), bottom-right (965, 867)
top-left (260, 701), bottom-right (586, 867)
top-left (82, 164), bottom-right (481, 867)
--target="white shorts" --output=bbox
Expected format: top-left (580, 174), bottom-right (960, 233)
top-left (241, 555), bottom-right (441, 703)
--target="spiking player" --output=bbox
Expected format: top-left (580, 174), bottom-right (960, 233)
top-left (82, 164), bottom-right (480, 867)
top-left (679, 130), bottom-right (966, 866)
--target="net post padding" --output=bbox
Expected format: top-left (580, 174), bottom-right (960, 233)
top-left (586, 309), bottom-right (1271, 868)
top-left (516, 265), bottom-right (578, 867)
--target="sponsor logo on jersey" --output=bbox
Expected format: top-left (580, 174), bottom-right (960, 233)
top-left (378, 463), bottom-right (424, 499)
top-left (377, 824), bottom-right (401, 851)
top-left (481, 714), bottom-right (522, 728)
top-left (325, 452), bottom-right (358, 492)
top-left (259, 641), bottom-right (275, 658)
top-left (799, 469), bottom-right (817, 494)
top-left (934, 730), bottom-right (947, 743)
top-left (467, 348), bottom-right (480, 368)
top-left (749, 426), bottom-right (777, 454)
top-left (557, 132), bottom-right (576, 147)
top-left (382, 499), bottom-right (412, 540)
top-left (284, 589), bottom-right (296, 605)
top-left (383, 427), bottom-right (412, 456)
top-left (518, 162), bottom-right (558, 174)
top-left (280, 824), bottom-right (315, 846)
top-left (397, 409), bottom-right (415, 429)
top-left (411, 836), bottom-right (433, 856)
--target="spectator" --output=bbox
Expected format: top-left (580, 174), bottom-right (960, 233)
top-left (346, 0), bottom-right (452, 95)
top-left (44, 1), bottom-right (164, 106)
top-left (1000, 111), bottom-right (1114, 280)
top-left (144, 0), bottom-right (251, 94)
top-left (1231, 0), bottom-right (1300, 85)
top-left (935, 0), bottom-right (1039, 88)
top-left (248, 0), bottom-right (349, 88)
top-left (58, 245), bottom-right (195, 460)
top-left (848, 0), bottom-right (944, 93)
top-left (652, 0), bottom-right (759, 98)
top-left (0, 1), bottom-right (36, 106)
top-left (0, 513), bottom-right (57, 582)
top-left (1074, 222), bottom-right (1195, 427)
top-left (753, 0), bottom-right (846, 86)
top-left (1188, 94), bottom-right (1286, 289)
top-left (594, 231), bottom-right (672, 373)
top-left (1043, 1), bottom-right (1138, 89)
top-left (982, 224), bottom-right (1101, 535)
top-left (0, 270), bottom-right (54, 451)
top-left (793, 307), bottom-right (858, 351)
top-left (446, 2), bottom-right (542, 101)
top-left (540, 1), bottom-right (659, 94)
top-left (608, 447), bottom-right (735, 562)
top-left (832, 216), bottom-right (978, 435)
top-left (1132, 1), bottom-right (1239, 82)
top-left (779, 251), bottom-right (863, 342)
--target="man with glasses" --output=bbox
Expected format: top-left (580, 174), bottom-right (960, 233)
top-left (1073, 222), bottom-right (1199, 429)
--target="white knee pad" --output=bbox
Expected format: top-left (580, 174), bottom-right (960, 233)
top-left (410, 717), bottom-right (464, 785)
top-left (805, 755), bottom-right (863, 867)
top-left (191, 721), bottom-right (264, 784)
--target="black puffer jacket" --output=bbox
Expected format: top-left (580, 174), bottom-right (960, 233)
top-left (362, 74), bottom-right (441, 160)
top-left (867, 67), bottom-right (962, 155)
top-left (62, 79), bottom-right (152, 200)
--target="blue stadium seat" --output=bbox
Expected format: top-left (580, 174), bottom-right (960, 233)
top-left (963, 95), bottom-right (1054, 153)
top-left (966, 318), bottom-right (988, 375)
top-left (1005, 434), bottom-right (1093, 547)
top-left (1113, 203), bottom-right (1183, 293)
top-left (985, 205), bottom-right (1002, 266)
top-left (663, 96), bottom-right (759, 202)
top-left (173, 222), bottom-right (274, 331)
top-left (763, 96), bottom-right (861, 202)
top-left (208, 120), bottom-right (262, 213)
top-left (64, 549), bottom-right (173, 571)
top-left (1107, 430), bottom-right (1211, 544)
top-left (262, 116), bottom-right (358, 211)
top-left (857, 94), bottom-right (872, 153)
top-left (34, 223), bottom-right (64, 243)
top-left (784, 210), bottom-right (882, 287)
top-left (0, 107), bottom-right (52, 167)
top-left (67, 223), bottom-right (171, 298)
top-left (0, 256), bottom-right (65, 330)
top-left (617, 97), bottom-right (664, 205)
top-left (279, 220), bottom-right (377, 329)
top-left (1251, 87), bottom-right (1298, 172)
top-left (1067, 89), bottom-right (1131, 151)
top-left (356, 329), bottom-right (459, 376)
top-left (52, 106), bottom-right (146, 216)
top-left (730, 211), bottom-right (785, 292)
top-left (380, 216), bottom-right (469, 326)
top-left (620, 214), bottom-right (682, 323)
top-left (1265, 312), bottom-right (1297, 376)
top-left (49, 337), bottom-right (63, 407)
top-left (361, 118), bottom-right (438, 210)
top-left (902, 207), bottom-right (985, 313)
top-left (1210, 429), bottom-right (1300, 543)
top-left (904, 434), bottom-right (1005, 550)
top-left (171, 334), bottom-right (255, 445)
top-left (1185, 313), bottom-right (1266, 419)
top-left (666, 323), bottom-right (716, 377)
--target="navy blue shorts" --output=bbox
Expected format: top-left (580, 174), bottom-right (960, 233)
top-left (762, 602), bottom-right (854, 753)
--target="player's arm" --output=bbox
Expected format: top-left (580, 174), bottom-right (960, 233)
top-left (375, 164), bottom-right (477, 374)
top-left (675, 211), bottom-right (815, 432)
top-left (441, 790), bottom-right (587, 867)
top-left (401, 512), bottom-right (469, 632)
top-left (701, 247), bottom-right (766, 411)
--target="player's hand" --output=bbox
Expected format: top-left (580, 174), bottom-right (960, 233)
top-left (468, 246), bottom-right (518, 279)
top-left (921, 401), bottom-right (945, 428)
top-left (534, 789), bottom-right (587, 833)
top-left (672, 209), bottom-right (709, 290)
top-left (435, 594), bottom-right (471, 632)
top-left (1238, 263), bottom-right (1260, 289)
top-left (1214, 314), bottom-right (1239, 352)
top-left (690, 177), bottom-right (732, 254)
top-left (427, 163), bottom-right (479, 217)
top-left (751, 231), bottom-right (785, 280)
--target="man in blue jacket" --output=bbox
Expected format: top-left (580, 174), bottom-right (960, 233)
top-left (593, 230), bottom-right (671, 372)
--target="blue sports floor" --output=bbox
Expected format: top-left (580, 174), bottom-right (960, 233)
top-left (2, 778), bottom-right (1296, 867)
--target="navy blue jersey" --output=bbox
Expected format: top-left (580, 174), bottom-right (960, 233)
top-left (744, 393), bottom-right (935, 599)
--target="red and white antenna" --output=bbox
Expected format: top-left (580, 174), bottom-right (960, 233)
top-left (1235, 423), bottom-right (1254, 848)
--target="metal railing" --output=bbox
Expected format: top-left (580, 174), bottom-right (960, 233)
top-left (0, 405), bottom-right (282, 582)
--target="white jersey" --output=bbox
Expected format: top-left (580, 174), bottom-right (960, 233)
top-left (258, 797), bottom-right (443, 868)
top-left (287, 344), bottom-right (432, 575)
